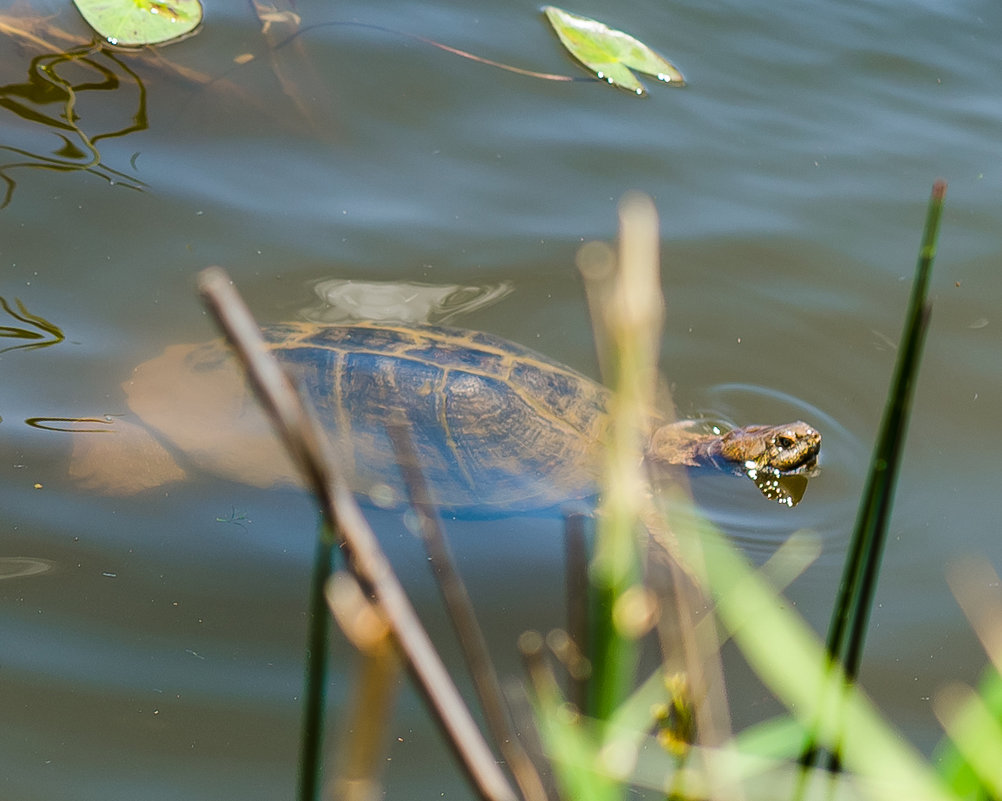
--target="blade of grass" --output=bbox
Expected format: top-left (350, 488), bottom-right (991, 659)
top-left (827, 180), bottom-right (945, 676)
top-left (803, 180), bottom-right (945, 771)
top-left (607, 530), bottom-right (823, 757)
top-left (933, 682), bottom-right (1002, 800)
top-left (298, 530), bottom-right (335, 801)
top-left (665, 491), bottom-right (954, 801)
top-left (527, 195), bottom-right (673, 800)
top-left (520, 631), bottom-right (623, 801)
top-left (933, 559), bottom-right (1002, 797)
top-left (934, 666), bottom-right (1002, 800)
top-left (578, 197), bottom-right (738, 801)
top-left (582, 193), bottom-right (663, 723)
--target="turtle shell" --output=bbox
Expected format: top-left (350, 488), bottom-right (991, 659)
top-left (87, 322), bottom-right (612, 512)
top-left (267, 322), bottom-right (611, 511)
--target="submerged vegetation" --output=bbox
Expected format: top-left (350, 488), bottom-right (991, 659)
top-left (195, 183), bottom-right (1002, 801)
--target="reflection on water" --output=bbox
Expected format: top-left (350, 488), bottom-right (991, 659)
top-left (306, 278), bottom-right (514, 323)
top-left (0, 296), bottom-right (64, 353)
top-left (0, 295), bottom-right (69, 432)
top-left (0, 556), bottom-right (56, 580)
top-left (0, 41), bottom-right (147, 207)
top-left (25, 416), bottom-right (116, 433)
top-left (748, 468), bottom-right (810, 508)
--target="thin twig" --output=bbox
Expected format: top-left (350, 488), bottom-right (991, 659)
top-left (198, 267), bottom-right (518, 801)
top-left (270, 21), bottom-right (582, 84)
top-left (388, 419), bottom-right (549, 801)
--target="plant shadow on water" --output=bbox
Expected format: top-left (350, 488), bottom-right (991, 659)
top-left (0, 296), bottom-right (65, 353)
top-left (0, 1), bottom-right (320, 209)
top-left (0, 39), bottom-right (149, 208)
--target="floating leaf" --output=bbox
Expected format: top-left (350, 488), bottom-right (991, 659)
top-left (543, 6), bottom-right (685, 96)
top-left (73, 0), bottom-right (203, 47)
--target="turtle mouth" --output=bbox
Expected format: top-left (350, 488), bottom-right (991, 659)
top-left (741, 450), bottom-right (820, 482)
top-left (764, 454), bottom-right (820, 478)
top-left (760, 445), bottom-right (821, 477)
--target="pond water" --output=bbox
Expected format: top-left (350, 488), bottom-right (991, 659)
top-left (2, 0), bottom-right (1001, 797)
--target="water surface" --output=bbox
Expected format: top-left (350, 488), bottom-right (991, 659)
top-left (2, 0), bottom-right (1002, 796)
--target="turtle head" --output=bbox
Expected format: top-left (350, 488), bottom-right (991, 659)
top-left (717, 421), bottom-right (821, 475)
top-left (645, 418), bottom-right (821, 507)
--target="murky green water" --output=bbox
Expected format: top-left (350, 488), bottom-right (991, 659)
top-left (2, 0), bottom-right (1002, 796)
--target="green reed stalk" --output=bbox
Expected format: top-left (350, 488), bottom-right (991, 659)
top-left (805, 180), bottom-right (945, 772)
top-left (297, 528), bottom-right (336, 801)
top-left (586, 194), bottom-right (664, 723)
top-left (827, 180), bottom-right (944, 680)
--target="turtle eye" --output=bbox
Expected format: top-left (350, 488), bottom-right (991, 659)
top-left (775, 435), bottom-right (796, 450)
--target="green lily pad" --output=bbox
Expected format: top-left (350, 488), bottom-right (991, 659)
top-left (73, 0), bottom-right (203, 47)
top-left (543, 6), bottom-right (685, 96)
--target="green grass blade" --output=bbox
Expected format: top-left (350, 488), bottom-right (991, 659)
top-left (933, 676), bottom-right (1002, 800)
top-left (665, 492), bottom-right (954, 801)
top-left (521, 632), bottom-right (623, 801)
top-left (297, 528), bottom-right (336, 801)
top-left (804, 181), bottom-right (946, 772)
top-left (827, 180), bottom-right (945, 677)
top-left (935, 666), bottom-right (1002, 799)
top-left (583, 194), bottom-right (663, 723)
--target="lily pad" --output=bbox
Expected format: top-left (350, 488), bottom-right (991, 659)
top-left (543, 6), bottom-right (685, 95)
top-left (73, 0), bottom-right (203, 47)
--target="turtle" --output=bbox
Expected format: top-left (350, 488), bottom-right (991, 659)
top-left (70, 321), bottom-right (821, 512)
